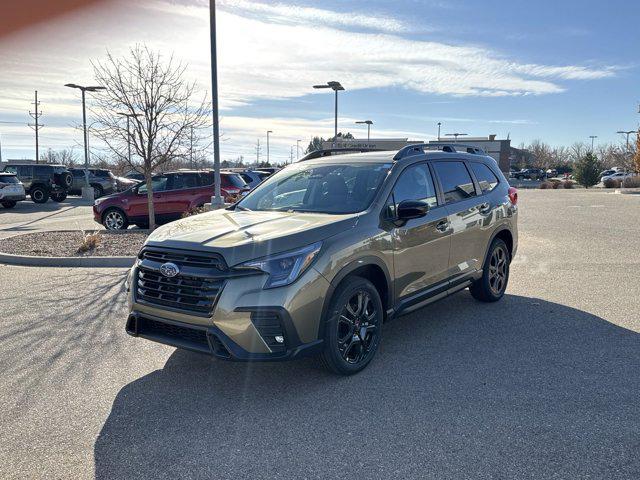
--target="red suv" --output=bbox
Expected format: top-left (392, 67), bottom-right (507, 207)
top-left (93, 170), bottom-right (249, 230)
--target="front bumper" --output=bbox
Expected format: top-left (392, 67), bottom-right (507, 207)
top-left (0, 193), bottom-right (26, 201)
top-left (126, 253), bottom-right (331, 361)
top-left (126, 310), bottom-right (324, 361)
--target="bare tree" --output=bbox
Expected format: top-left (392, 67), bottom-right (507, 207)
top-left (91, 45), bottom-right (210, 229)
top-left (39, 148), bottom-right (77, 166)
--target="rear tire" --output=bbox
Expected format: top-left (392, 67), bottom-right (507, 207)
top-left (30, 186), bottom-right (49, 204)
top-left (1, 200), bottom-right (17, 209)
top-left (470, 238), bottom-right (510, 302)
top-left (102, 208), bottom-right (129, 230)
top-left (321, 276), bottom-right (383, 375)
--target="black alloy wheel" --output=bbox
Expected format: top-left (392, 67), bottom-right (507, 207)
top-left (469, 238), bottom-right (510, 302)
top-left (321, 276), bottom-right (383, 375)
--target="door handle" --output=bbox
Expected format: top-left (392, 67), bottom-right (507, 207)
top-left (477, 202), bottom-right (491, 214)
top-left (435, 220), bottom-right (449, 232)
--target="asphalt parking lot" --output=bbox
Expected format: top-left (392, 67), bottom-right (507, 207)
top-left (0, 197), bottom-right (98, 240)
top-left (0, 189), bottom-right (639, 479)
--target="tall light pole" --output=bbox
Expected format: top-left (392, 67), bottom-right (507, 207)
top-left (209, 0), bottom-right (223, 207)
top-left (589, 135), bottom-right (598, 152)
top-left (355, 120), bottom-right (373, 144)
top-left (617, 130), bottom-right (636, 151)
top-left (313, 81), bottom-right (344, 147)
top-left (437, 122), bottom-right (442, 141)
top-left (117, 112), bottom-right (141, 165)
top-left (296, 139), bottom-right (301, 160)
top-left (266, 130), bottom-right (273, 165)
top-left (65, 83), bottom-right (105, 201)
top-left (445, 132), bottom-right (467, 142)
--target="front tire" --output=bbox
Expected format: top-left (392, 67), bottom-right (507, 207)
top-left (30, 186), bottom-right (49, 204)
top-left (102, 208), bottom-right (129, 230)
top-left (470, 238), bottom-right (510, 302)
top-left (321, 276), bottom-right (383, 375)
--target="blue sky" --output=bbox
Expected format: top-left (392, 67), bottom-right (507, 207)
top-left (0, 0), bottom-right (638, 163)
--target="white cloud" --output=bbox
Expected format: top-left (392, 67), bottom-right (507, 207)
top-left (0, 0), bottom-right (618, 160)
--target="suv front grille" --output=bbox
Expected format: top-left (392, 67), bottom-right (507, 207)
top-left (136, 266), bottom-right (224, 315)
top-left (140, 249), bottom-right (227, 270)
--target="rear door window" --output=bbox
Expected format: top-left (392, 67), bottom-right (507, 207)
top-left (433, 162), bottom-right (477, 204)
top-left (469, 162), bottom-right (499, 193)
top-left (138, 176), bottom-right (168, 194)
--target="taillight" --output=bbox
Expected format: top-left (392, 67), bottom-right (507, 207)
top-left (508, 187), bottom-right (518, 206)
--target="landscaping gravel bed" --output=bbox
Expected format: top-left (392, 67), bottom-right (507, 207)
top-left (0, 231), bottom-right (148, 257)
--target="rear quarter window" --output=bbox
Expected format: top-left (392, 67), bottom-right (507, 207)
top-left (433, 161), bottom-right (477, 204)
top-left (469, 162), bottom-right (500, 193)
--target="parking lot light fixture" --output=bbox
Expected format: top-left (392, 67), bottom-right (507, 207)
top-left (313, 81), bottom-right (344, 147)
top-left (266, 130), bottom-right (273, 164)
top-left (355, 120), bottom-right (373, 144)
top-left (589, 135), bottom-right (598, 152)
top-left (65, 83), bottom-right (105, 200)
top-left (616, 130), bottom-right (636, 151)
top-left (117, 112), bottom-right (142, 164)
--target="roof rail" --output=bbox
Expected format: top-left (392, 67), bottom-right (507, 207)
top-left (393, 143), bottom-right (486, 160)
top-left (298, 147), bottom-right (379, 161)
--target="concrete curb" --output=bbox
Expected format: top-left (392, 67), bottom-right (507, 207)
top-left (615, 187), bottom-right (640, 195)
top-left (0, 252), bottom-right (136, 268)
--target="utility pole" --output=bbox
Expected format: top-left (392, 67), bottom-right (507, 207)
top-left (266, 130), bottom-right (272, 165)
top-left (28, 91), bottom-right (43, 163)
top-left (190, 126), bottom-right (194, 169)
top-left (117, 112), bottom-right (140, 166)
top-left (437, 122), bottom-right (442, 140)
top-left (290, 146), bottom-right (294, 164)
top-left (296, 139), bottom-right (301, 160)
top-left (255, 138), bottom-right (261, 165)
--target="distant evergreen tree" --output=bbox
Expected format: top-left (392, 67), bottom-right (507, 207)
top-left (574, 152), bottom-right (602, 188)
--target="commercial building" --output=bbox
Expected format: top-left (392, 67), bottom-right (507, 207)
top-left (428, 135), bottom-right (511, 172)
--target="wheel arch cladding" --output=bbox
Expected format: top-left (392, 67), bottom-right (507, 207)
top-left (493, 228), bottom-right (513, 258)
top-left (318, 257), bottom-right (392, 340)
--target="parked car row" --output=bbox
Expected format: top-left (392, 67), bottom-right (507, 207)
top-left (0, 163), bottom-right (276, 219)
top-left (94, 169), bottom-right (256, 229)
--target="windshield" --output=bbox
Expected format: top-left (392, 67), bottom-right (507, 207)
top-left (0, 175), bottom-right (19, 185)
top-left (224, 173), bottom-right (247, 189)
top-left (237, 162), bottom-right (390, 214)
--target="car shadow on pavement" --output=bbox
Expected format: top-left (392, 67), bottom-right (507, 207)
top-left (94, 293), bottom-right (640, 479)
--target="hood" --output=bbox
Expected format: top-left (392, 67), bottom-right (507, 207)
top-left (145, 209), bottom-right (359, 266)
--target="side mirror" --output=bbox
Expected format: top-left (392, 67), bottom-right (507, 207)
top-left (397, 199), bottom-right (429, 221)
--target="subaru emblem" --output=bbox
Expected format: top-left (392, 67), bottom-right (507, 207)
top-left (160, 262), bottom-right (180, 278)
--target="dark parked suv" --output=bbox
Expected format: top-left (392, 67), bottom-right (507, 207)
top-left (124, 145), bottom-right (518, 375)
top-left (69, 168), bottom-right (118, 198)
top-left (1, 163), bottom-right (73, 203)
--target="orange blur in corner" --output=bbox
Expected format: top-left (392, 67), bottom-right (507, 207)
top-left (0, 0), bottom-right (111, 38)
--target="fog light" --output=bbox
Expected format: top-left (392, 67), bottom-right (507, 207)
top-left (274, 335), bottom-right (284, 344)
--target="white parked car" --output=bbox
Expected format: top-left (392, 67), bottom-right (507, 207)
top-left (0, 172), bottom-right (26, 208)
top-left (601, 172), bottom-right (630, 183)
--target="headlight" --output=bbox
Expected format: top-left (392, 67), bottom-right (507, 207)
top-left (238, 242), bottom-right (322, 289)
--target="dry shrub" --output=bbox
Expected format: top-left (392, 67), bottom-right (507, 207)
top-left (181, 205), bottom-right (207, 218)
top-left (562, 180), bottom-right (574, 189)
top-left (602, 178), bottom-right (617, 188)
top-left (77, 232), bottom-right (101, 253)
top-left (549, 179), bottom-right (562, 189)
top-left (622, 175), bottom-right (640, 188)
top-left (539, 181), bottom-right (552, 189)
